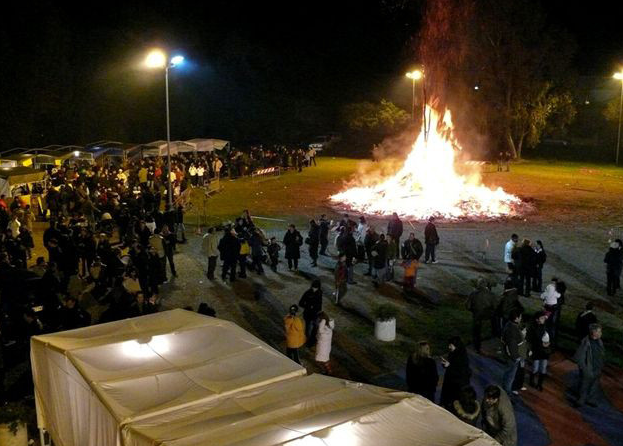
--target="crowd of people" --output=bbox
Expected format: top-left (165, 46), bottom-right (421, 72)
top-left (0, 149), bottom-right (620, 446)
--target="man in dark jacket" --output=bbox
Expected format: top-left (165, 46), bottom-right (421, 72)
top-left (307, 220), bottom-right (320, 267)
top-left (402, 233), bottom-right (424, 261)
top-left (575, 302), bottom-right (597, 341)
top-left (364, 227), bottom-right (379, 276)
top-left (573, 323), bottom-right (605, 407)
top-left (372, 234), bottom-right (389, 287)
top-left (319, 214), bottom-right (330, 256)
top-left (424, 217), bottom-right (439, 263)
top-left (283, 224), bottom-right (303, 271)
top-left (516, 239), bottom-right (536, 297)
top-left (299, 279), bottom-right (323, 346)
top-left (218, 228), bottom-right (241, 282)
top-left (343, 229), bottom-right (357, 284)
top-left (387, 213), bottom-right (403, 260)
top-left (604, 240), bottom-right (623, 296)
top-left (466, 277), bottom-right (498, 354)
top-left (501, 308), bottom-right (523, 395)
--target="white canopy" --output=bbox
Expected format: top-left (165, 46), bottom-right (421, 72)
top-left (31, 309), bottom-right (498, 446)
top-left (185, 138), bottom-right (230, 152)
top-left (141, 141), bottom-right (195, 157)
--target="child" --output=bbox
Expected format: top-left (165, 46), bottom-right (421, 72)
top-left (401, 258), bottom-right (419, 291)
top-left (267, 237), bottom-right (281, 272)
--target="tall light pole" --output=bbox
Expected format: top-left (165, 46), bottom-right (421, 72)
top-left (614, 71), bottom-right (623, 166)
top-left (145, 50), bottom-right (185, 207)
top-left (405, 70), bottom-right (423, 121)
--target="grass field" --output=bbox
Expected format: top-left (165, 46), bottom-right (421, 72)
top-left (186, 157), bottom-right (623, 226)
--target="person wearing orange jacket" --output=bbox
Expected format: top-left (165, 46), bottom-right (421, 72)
top-left (284, 304), bottom-right (306, 364)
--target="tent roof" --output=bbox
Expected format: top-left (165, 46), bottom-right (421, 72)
top-left (32, 310), bottom-right (498, 446)
top-left (0, 166), bottom-right (46, 184)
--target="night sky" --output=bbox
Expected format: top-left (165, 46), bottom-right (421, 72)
top-left (0, 0), bottom-right (621, 151)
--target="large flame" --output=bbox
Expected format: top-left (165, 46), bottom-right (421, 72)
top-left (330, 105), bottom-right (522, 219)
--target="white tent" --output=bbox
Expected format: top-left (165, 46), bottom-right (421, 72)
top-left (185, 138), bottom-right (230, 153)
top-left (31, 310), bottom-right (498, 446)
top-left (141, 141), bottom-right (196, 157)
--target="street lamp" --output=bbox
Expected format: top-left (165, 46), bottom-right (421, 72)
top-left (145, 49), bottom-right (185, 206)
top-left (405, 70), bottom-right (423, 121)
top-left (614, 70), bottom-right (623, 166)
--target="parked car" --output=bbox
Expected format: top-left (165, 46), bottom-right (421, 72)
top-left (308, 133), bottom-right (341, 152)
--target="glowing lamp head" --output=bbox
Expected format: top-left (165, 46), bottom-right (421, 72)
top-left (170, 55), bottom-right (184, 66)
top-left (406, 70), bottom-right (423, 80)
top-left (145, 50), bottom-right (166, 68)
top-left (74, 151), bottom-right (80, 157)
top-left (614, 71), bottom-right (623, 81)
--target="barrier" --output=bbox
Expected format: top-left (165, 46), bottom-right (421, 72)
top-left (251, 166), bottom-right (281, 182)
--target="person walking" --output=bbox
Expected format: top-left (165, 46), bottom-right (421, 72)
top-left (406, 341), bottom-right (439, 402)
top-left (307, 219), bottom-right (320, 267)
top-left (424, 217), bottom-right (440, 264)
top-left (501, 309), bottom-right (524, 395)
top-left (161, 225), bottom-right (178, 278)
top-left (267, 237), bottom-right (280, 272)
top-left (527, 311), bottom-right (551, 391)
top-left (319, 214), bottom-right (330, 256)
top-left (202, 227), bottom-right (220, 280)
top-left (604, 240), bottom-right (623, 296)
top-left (283, 224), bottom-right (303, 271)
top-left (573, 323), bottom-right (605, 407)
top-left (334, 255), bottom-right (348, 305)
top-left (440, 336), bottom-right (472, 409)
top-left (387, 213), bottom-right (403, 259)
top-left (466, 277), bottom-right (498, 354)
top-left (299, 279), bottom-right (323, 346)
top-left (284, 304), bottom-right (306, 364)
top-left (481, 385), bottom-right (517, 446)
top-left (315, 312), bottom-right (335, 375)
top-left (532, 240), bottom-right (547, 292)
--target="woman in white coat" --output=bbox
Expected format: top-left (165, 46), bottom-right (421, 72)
top-left (315, 312), bottom-right (335, 375)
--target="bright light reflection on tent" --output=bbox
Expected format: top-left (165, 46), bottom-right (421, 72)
top-left (290, 422), bottom-right (358, 445)
top-left (121, 335), bottom-right (169, 358)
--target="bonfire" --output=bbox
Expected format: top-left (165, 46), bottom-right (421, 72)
top-left (330, 105), bottom-right (523, 220)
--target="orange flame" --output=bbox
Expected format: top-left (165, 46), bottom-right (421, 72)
top-left (330, 105), bottom-right (521, 219)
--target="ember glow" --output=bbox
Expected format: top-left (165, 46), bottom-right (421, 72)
top-left (330, 105), bottom-right (523, 220)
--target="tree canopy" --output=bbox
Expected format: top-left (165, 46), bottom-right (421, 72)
top-left (418, 0), bottom-right (577, 158)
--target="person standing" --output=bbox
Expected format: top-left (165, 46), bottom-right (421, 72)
top-left (334, 255), bottom-right (348, 305)
top-left (315, 312), bottom-right (335, 375)
top-left (504, 234), bottom-right (519, 272)
top-left (284, 305), bottom-right (306, 364)
top-left (363, 226), bottom-right (379, 276)
top-left (406, 341), bottom-right (439, 402)
top-left (355, 216), bottom-right (368, 261)
top-left (527, 311), bottom-right (551, 391)
top-left (307, 219), bottom-right (320, 267)
top-left (440, 336), bottom-right (472, 408)
top-left (532, 240), bottom-right (547, 292)
top-left (343, 228), bottom-right (357, 284)
top-left (424, 217), bottom-right (440, 264)
top-left (249, 228), bottom-right (265, 274)
top-left (267, 237), bottom-right (280, 272)
top-left (501, 309), bottom-right (523, 395)
top-left (575, 302), bottom-right (597, 341)
top-left (481, 385), bottom-right (517, 446)
top-left (218, 228), bottom-right (241, 282)
top-left (402, 233), bottom-right (423, 261)
top-left (516, 239), bottom-right (536, 297)
top-left (573, 323), bottom-right (605, 408)
top-left (372, 234), bottom-right (388, 287)
top-left (283, 224), bottom-right (303, 271)
top-left (161, 225), bottom-right (177, 278)
top-left (299, 279), bottom-right (323, 345)
top-left (319, 214), bottom-right (330, 256)
top-left (604, 240), bottom-right (623, 296)
top-left (202, 227), bottom-right (220, 280)
top-left (466, 277), bottom-right (498, 354)
top-left (387, 213), bottom-right (403, 259)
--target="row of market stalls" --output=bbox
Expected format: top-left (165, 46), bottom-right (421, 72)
top-left (31, 309), bottom-right (498, 446)
top-left (0, 138), bottom-right (230, 169)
